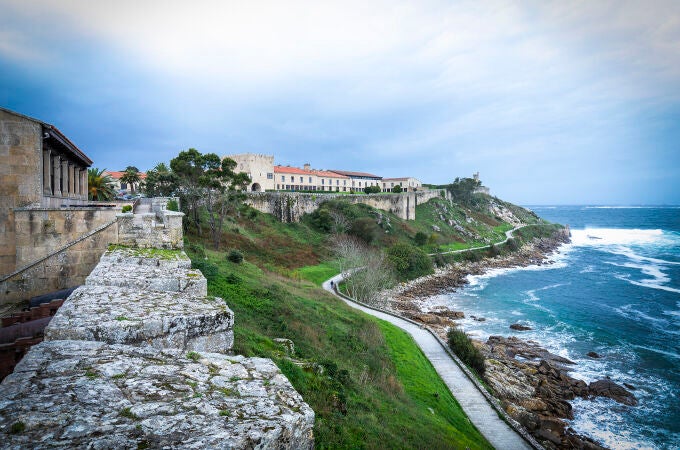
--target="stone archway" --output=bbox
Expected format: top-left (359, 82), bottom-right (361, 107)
top-left (251, 183), bottom-right (262, 192)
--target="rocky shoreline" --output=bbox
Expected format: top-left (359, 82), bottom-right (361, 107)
top-left (377, 231), bottom-right (637, 450)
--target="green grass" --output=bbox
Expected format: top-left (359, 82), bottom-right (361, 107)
top-left (190, 247), bottom-right (491, 449)
top-left (295, 262), bottom-right (339, 286)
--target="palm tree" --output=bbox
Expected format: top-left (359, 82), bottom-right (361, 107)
top-left (120, 167), bottom-right (142, 194)
top-left (88, 168), bottom-right (116, 201)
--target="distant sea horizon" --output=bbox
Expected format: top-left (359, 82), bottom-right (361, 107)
top-left (425, 205), bottom-right (679, 449)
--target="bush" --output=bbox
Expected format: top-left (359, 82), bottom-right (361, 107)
top-left (166, 199), bottom-right (179, 212)
top-left (447, 327), bottom-right (486, 378)
top-left (191, 260), bottom-right (218, 279)
top-left (392, 185), bottom-right (402, 193)
top-left (363, 185), bottom-right (381, 194)
top-left (506, 237), bottom-right (519, 251)
top-left (227, 250), bottom-right (244, 264)
top-left (187, 242), bottom-right (206, 258)
top-left (414, 231), bottom-right (428, 246)
top-left (349, 217), bottom-right (381, 244)
top-left (386, 243), bottom-right (433, 281)
top-left (121, 205), bottom-right (132, 213)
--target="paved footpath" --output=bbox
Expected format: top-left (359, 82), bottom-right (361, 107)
top-left (323, 275), bottom-right (534, 450)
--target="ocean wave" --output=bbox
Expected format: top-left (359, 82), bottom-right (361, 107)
top-left (570, 228), bottom-right (669, 246)
top-left (583, 205), bottom-right (680, 209)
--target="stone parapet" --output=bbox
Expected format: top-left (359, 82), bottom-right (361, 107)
top-left (45, 285), bottom-right (234, 353)
top-left (0, 340), bottom-right (314, 449)
top-left (85, 249), bottom-right (206, 296)
top-left (116, 210), bottom-right (184, 249)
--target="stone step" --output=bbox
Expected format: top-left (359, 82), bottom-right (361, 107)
top-left (45, 285), bottom-right (234, 353)
top-left (0, 340), bottom-right (314, 449)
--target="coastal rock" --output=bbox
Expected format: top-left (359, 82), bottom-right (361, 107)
top-left (588, 379), bottom-right (638, 406)
top-left (430, 307), bottom-right (465, 319)
top-left (510, 323), bottom-right (533, 331)
top-left (471, 315), bottom-right (487, 322)
top-left (587, 351), bottom-right (601, 358)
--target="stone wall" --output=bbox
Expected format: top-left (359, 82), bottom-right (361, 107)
top-left (245, 189), bottom-right (445, 222)
top-left (13, 207), bottom-right (118, 266)
top-left (116, 210), bottom-right (184, 249)
top-left (0, 110), bottom-right (42, 276)
top-left (0, 217), bottom-right (118, 304)
top-left (0, 246), bottom-right (314, 448)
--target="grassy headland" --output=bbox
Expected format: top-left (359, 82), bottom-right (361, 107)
top-left (185, 191), bottom-right (563, 448)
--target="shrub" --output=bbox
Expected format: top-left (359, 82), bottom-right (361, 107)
top-left (349, 217), bottom-right (381, 244)
top-left (392, 185), bottom-right (402, 193)
top-left (363, 185), bottom-right (381, 194)
top-left (414, 232), bottom-right (428, 246)
top-left (227, 250), bottom-right (244, 264)
top-left (121, 205), bottom-right (132, 213)
top-left (447, 327), bottom-right (486, 378)
top-left (506, 237), bottom-right (519, 251)
top-left (386, 243), bottom-right (433, 281)
top-left (166, 199), bottom-right (179, 211)
top-left (192, 260), bottom-right (218, 279)
top-left (187, 242), bottom-right (206, 258)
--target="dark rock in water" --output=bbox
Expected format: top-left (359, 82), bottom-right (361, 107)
top-left (510, 323), bottom-right (532, 331)
top-left (471, 315), bottom-right (487, 322)
top-left (624, 383), bottom-right (637, 391)
top-left (587, 351), bottom-right (601, 358)
top-left (589, 379), bottom-right (638, 406)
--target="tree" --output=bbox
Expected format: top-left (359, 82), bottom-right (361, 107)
top-left (331, 234), bottom-right (395, 304)
top-left (392, 185), bottom-right (402, 193)
top-left (87, 168), bottom-right (116, 201)
top-left (446, 177), bottom-right (482, 206)
top-left (170, 149), bottom-right (249, 248)
top-left (386, 242), bottom-right (433, 281)
top-left (120, 167), bottom-right (142, 194)
top-left (144, 163), bottom-right (179, 197)
top-left (363, 185), bottom-right (381, 194)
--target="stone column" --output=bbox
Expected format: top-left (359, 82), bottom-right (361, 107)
top-left (74, 166), bottom-right (80, 199)
top-left (53, 156), bottom-right (62, 196)
top-left (61, 159), bottom-right (69, 197)
top-left (43, 148), bottom-right (52, 195)
top-left (80, 169), bottom-right (87, 198)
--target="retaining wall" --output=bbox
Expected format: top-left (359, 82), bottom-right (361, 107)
top-left (246, 189), bottom-right (445, 222)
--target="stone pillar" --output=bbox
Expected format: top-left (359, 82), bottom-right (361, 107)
top-left (43, 148), bottom-right (52, 195)
top-left (80, 169), bottom-right (87, 198)
top-left (74, 166), bottom-right (80, 199)
top-left (53, 156), bottom-right (62, 196)
top-left (61, 159), bottom-right (69, 197)
top-left (69, 164), bottom-right (76, 197)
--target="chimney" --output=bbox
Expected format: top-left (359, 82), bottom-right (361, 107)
top-left (304, 163), bottom-right (311, 171)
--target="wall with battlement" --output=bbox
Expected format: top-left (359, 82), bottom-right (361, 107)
top-left (245, 189), bottom-right (445, 222)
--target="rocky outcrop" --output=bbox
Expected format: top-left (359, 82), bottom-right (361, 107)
top-left (0, 341), bottom-right (314, 449)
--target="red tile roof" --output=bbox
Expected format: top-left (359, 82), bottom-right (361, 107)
top-left (328, 170), bottom-right (382, 179)
top-left (274, 166), bottom-right (312, 175)
top-left (104, 171), bottom-right (147, 180)
top-left (312, 170), bottom-right (348, 178)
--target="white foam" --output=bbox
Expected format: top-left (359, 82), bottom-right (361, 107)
top-left (570, 228), bottom-right (668, 247)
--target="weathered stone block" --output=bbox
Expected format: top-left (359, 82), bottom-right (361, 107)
top-left (85, 249), bottom-right (205, 296)
top-left (45, 285), bottom-right (234, 353)
top-left (0, 341), bottom-right (314, 449)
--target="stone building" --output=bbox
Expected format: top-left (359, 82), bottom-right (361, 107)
top-left (226, 153), bottom-right (276, 192)
top-left (275, 165), bottom-right (350, 192)
top-left (103, 170), bottom-right (147, 195)
top-left (328, 170), bottom-right (383, 191)
top-left (381, 177), bottom-right (422, 192)
top-left (0, 107), bottom-right (92, 277)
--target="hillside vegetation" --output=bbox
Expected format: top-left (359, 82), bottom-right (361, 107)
top-left (185, 191), bottom-right (561, 448)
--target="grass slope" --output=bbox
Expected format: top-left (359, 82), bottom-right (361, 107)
top-left (190, 248), bottom-right (492, 449)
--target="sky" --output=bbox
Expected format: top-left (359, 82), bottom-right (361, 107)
top-left (1, 0), bottom-right (679, 205)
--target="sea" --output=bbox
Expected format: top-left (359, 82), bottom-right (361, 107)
top-left (428, 206), bottom-right (680, 449)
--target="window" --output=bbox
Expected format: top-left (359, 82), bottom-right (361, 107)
top-left (309, 177), bottom-right (312, 183)
top-left (359, 181), bottom-right (362, 187)
top-left (343, 180), bottom-right (347, 185)
top-left (281, 175), bottom-right (285, 182)
top-left (277, 184), bottom-right (280, 189)
top-left (336, 180), bottom-right (339, 185)
top-left (121, 182), bottom-right (128, 190)
top-left (322, 179), bottom-right (325, 185)
top-left (267, 173), bottom-right (273, 179)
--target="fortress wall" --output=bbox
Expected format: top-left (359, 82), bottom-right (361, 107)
top-left (245, 189), bottom-right (446, 222)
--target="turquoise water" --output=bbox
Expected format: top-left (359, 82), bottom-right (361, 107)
top-left (433, 206), bottom-right (680, 449)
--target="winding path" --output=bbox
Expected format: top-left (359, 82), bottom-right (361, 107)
top-left (322, 274), bottom-right (536, 450)
top-left (429, 224), bottom-right (527, 256)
